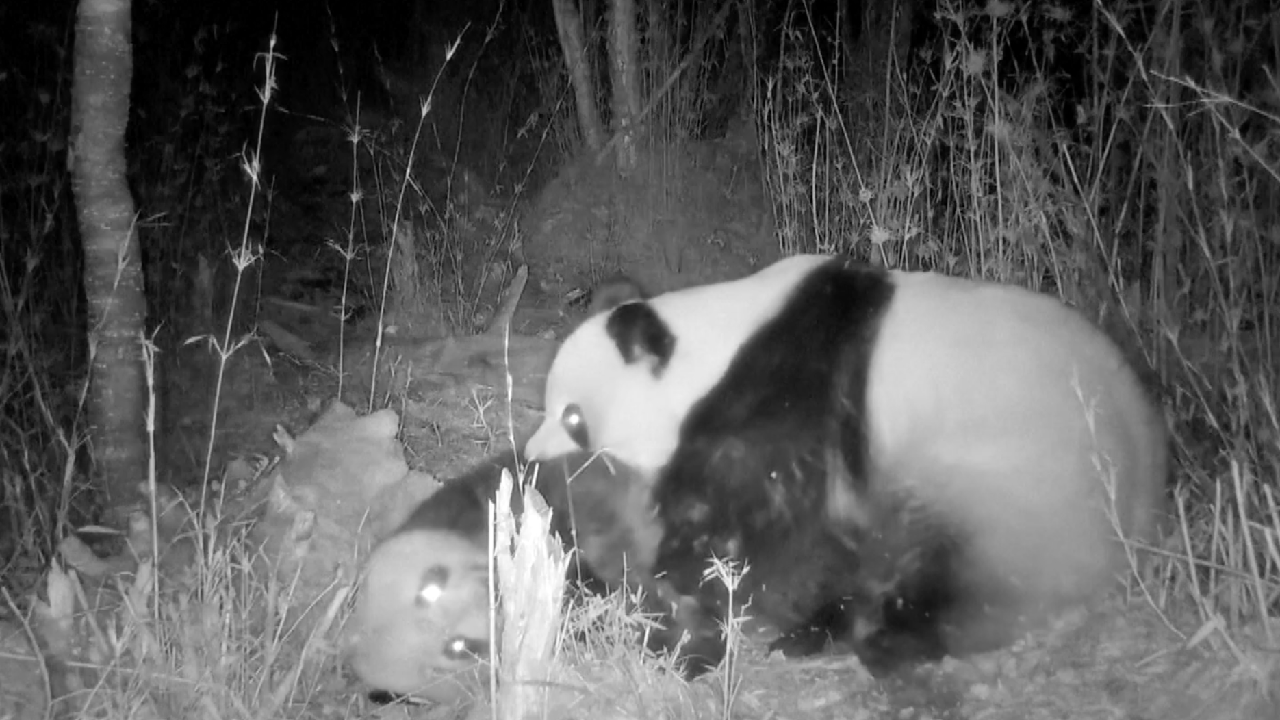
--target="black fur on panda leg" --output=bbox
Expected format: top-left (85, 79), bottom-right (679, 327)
top-left (767, 523), bottom-right (965, 678)
top-left (638, 510), bottom-right (964, 681)
top-left (766, 583), bottom-right (953, 678)
top-left (856, 557), bottom-right (960, 675)
top-left (639, 578), bottom-right (728, 679)
top-left (852, 511), bottom-right (971, 677)
top-left (767, 594), bottom-right (862, 658)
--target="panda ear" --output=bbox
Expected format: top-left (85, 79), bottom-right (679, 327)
top-left (590, 275), bottom-right (646, 315)
top-left (605, 302), bottom-right (675, 375)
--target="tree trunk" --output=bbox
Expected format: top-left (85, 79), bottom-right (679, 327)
top-left (551, 0), bottom-right (607, 152)
top-left (645, 0), bottom-right (669, 82)
top-left (839, 0), bottom-right (856, 84)
top-left (72, 0), bottom-right (148, 519)
top-left (607, 0), bottom-right (643, 171)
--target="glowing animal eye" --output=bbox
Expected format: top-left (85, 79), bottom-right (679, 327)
top-left (442, 635), bottom-right (487, 661)
top-left (561, 403), bottom-right (590, 449)
top-left (417, 565), bottom-right (449, 607)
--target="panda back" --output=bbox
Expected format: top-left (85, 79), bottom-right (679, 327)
top-left (392, 455), bottom-right (521, 548)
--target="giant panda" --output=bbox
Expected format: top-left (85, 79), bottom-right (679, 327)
top-left (343, 449), bottom-right (660, 705)
top-left (523, 253), bottom-right (1169, 679)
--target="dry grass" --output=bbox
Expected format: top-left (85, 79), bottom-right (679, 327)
top-left (3, 0), bottom-right (1279, 718)
top-left (759, 0), bottom-right (1279, 677)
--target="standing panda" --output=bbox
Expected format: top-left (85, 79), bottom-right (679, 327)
top-left (523, 254), bottom-right (1169, 678)
top-left (343, 449), bottom-right (659, 704)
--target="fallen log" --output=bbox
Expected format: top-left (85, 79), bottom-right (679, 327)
top-left (353, 265), bottom-right (560, 407)
top-left (372, 331), bottom-right (558, 407)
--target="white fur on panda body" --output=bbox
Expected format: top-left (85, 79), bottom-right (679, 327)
top-left (525, 254), bottom-right (1168, 677)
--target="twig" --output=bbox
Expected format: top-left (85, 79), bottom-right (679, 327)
top-left (593, 0), bottom-right (735, 165)
top-left (486, 265), bottom-right (529, 337)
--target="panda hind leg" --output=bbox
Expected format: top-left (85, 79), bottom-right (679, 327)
top-left (765, 506), bottom-right (965, 676)
top-left (641, 582), bottom-right (728, 680)
top-left (767, 595), bottom-right (861, 658)
top-left (853, 523), bottom-right (1019, 677)
top-left (766, 558), bottom-right (957, 677)
top-left (853, 564), bottom-right (957, 677)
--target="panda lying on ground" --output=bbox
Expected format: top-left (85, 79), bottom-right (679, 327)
top-left (342, 449), bottom-right (661, 704)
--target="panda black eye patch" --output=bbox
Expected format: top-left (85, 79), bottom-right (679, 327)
top-left (561, 403), bottom-right (591, 448)
top-left (416, 565), bottom-right (449, 607)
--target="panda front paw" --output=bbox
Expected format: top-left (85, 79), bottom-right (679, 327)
top-left (674, 637), bottom-right (725, 680)
top-left (770, 595), bottom-right (861, 658)
top-left (851, 625), bottom-right (948, 678)
top-left (768, 625), bottom-right (836, 658)
top-left (642, 592), bottom-right (727, 680)
top-left (645, 621), bottom-right (726, 679)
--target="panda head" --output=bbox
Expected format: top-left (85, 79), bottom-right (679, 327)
top-left (525, 282), bottom-right (686, 472)
top-left (343, 530), bottom-right (489, 704)
top-left (524, 256), bottom-right (831, 473)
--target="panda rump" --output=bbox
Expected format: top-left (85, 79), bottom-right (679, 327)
top-left (525, 254), bottom-right (1168, 676)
